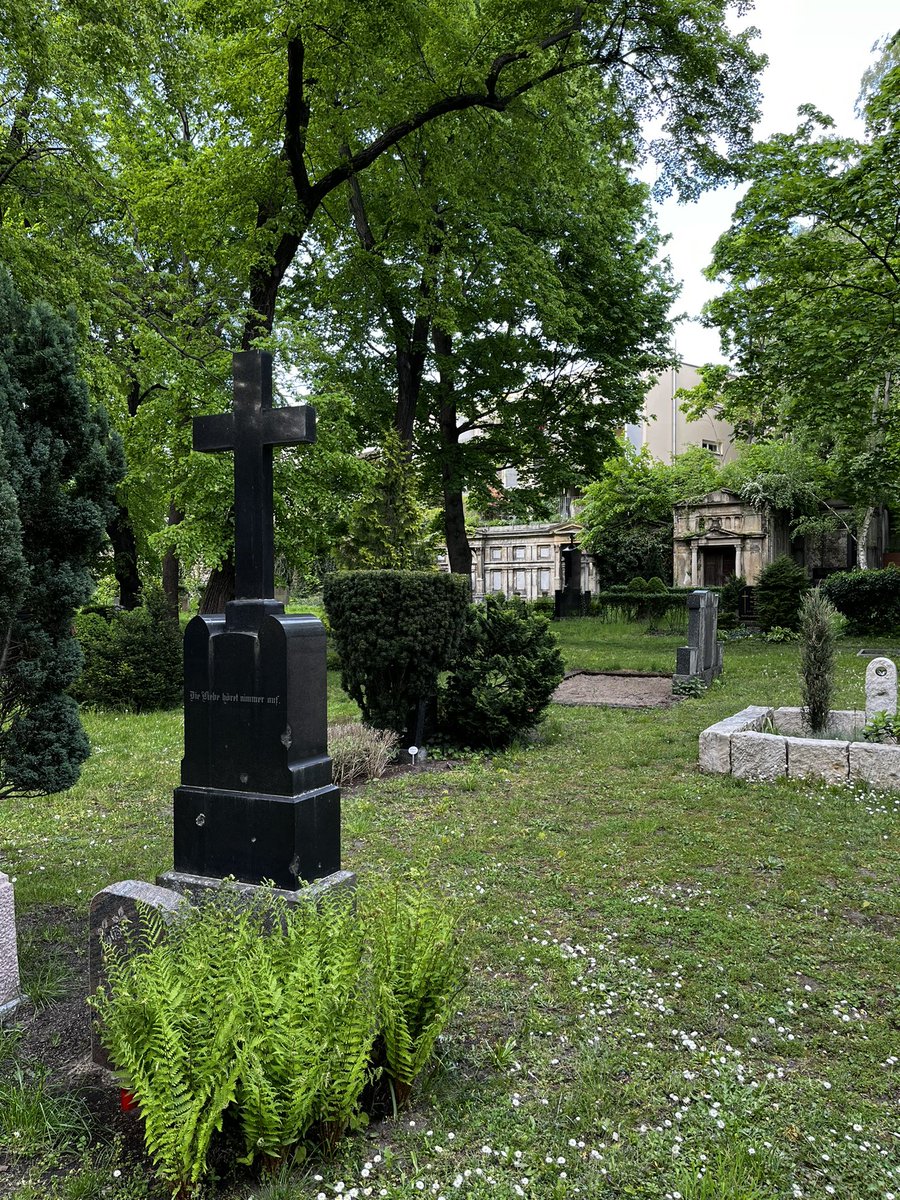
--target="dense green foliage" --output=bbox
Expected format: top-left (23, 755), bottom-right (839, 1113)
top-left (820, 566), bottom-right (900, 634)
top-left (717, 574), bottom-right (746, 631)
top-left (579, 444), bottom-right (720, 588)
top-left (685, 42), bottom-right (900, 560)
top-left (0, 272), bottom-right (122, 799)
top-left (438, 596), bottom-right (564, 748)
top-left (3, 0), bottom-right (765, 601)
top-left (753, 557), bottom-right (810, 633)
top-left (92, 884), bottom-right (463, 1195)
top-left (72, 590), bottom-right (183, 712)
top-left (337, 432), bottom-right (437, 571)
top-left (323, 572), bottom-right (470, 739)
top-left (798, 590), bottom-right (838, 734)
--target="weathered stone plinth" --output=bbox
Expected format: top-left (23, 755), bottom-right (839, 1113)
top-left (89, 880), bottom-right (189, 1067)
top-left (0, 872), bottom-right (23, 1019)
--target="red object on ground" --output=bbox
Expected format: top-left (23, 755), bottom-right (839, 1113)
top-left (119, 1088), bottom-right (138, 1113)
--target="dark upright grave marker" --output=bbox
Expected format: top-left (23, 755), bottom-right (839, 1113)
top-left (161, 351), bottom-right (346, 892)
top-left (554, 539), bottom-right (590, 620)
top-left (674, 589), bottom-right (723, 686)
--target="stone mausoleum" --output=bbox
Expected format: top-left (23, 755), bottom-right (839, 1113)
top-left (438, 520), bottom-right (595, 601)
top-left (673, 489), bottom-right (887, 587)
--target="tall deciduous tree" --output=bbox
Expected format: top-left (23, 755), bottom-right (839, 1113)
top-left (288, 76), bottom-right (677, 574)
top-left (0, 271), bottom-right (123, 799)
top-left (109, 0), bottom-right (762, 598)
top-left (688, 37), bottom-right (900, 566)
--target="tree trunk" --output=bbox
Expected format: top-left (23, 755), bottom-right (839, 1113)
top-left (107, 503), bottom-right (142, 610)
top-left (857, 506), bottom-right (874, 570)
top-left (432, 326), bottom-right (472, 579)
top-left (161, 502), bottom-right (183, 616)
top-left (200, 551), bottom-right (235, 614)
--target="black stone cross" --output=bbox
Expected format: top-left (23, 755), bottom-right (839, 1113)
top-left (194, 351), bottom-right (315, 600)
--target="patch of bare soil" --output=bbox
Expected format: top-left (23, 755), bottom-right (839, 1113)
top-left (552, 669), bottom-right (675, 708)
top-left (0, 907), bottom-right (148, 1190)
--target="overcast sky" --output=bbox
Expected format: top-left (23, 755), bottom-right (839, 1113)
top-left (655, 0), bottom-right (897, 367)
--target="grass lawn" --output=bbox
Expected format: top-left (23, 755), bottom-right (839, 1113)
top-left (0, 620), bottom-right (897, 1199)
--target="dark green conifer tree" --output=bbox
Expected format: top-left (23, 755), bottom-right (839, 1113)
top-left (0, 271), bottom-right (123, 799)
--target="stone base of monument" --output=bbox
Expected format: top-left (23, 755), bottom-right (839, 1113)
top-left (156, 867), bottom-right (356, 906)
top-left (89, 869), bottom-right (356, 1068)
top-left (172, 783), bottom-right (342, 891)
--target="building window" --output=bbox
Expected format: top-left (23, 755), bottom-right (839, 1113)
top-left (538, 545), bottom-right (551, 559)
top-left (539, 568), bottom-right (551, 593)
top-left (513, 546), bottom-right (526, 561)
top-left (490, 570), bottom-right (502, 592)
top-left (502, 466), bottom-right (519, 489)
top-left (489, 547), bottom-right (502, 561)
top-left (513, 570), bottom-right (527, 592)
top-left (701, 440), bottom-right (721, 455)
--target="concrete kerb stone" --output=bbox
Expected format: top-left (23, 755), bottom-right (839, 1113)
top-left (699, 706), bottom-right (773, 774)
top-left (786, 737), bottom-right (850, 785)
top-left (773, 707), bottom-right (866, 738)
top-left (731, 731), bottom-right (786, 781)
top-left (849, 741), bottom-right (900, 790)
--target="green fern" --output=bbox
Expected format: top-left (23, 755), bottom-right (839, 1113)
top-left (367, 883), bottom-right (465, 1101)
top-left (90, 882), bottom-right (465, 1192)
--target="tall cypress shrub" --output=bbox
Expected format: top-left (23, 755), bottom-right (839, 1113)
top-left (0, 271), bottom-right (123, 798)
top-left (799, 589), bottom-right (838, 734)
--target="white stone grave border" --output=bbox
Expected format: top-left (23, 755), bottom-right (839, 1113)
top-left (699, 705), bottom-right (900, 789)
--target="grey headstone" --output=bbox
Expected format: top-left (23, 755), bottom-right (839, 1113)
top-left (674, 590), bottom-right (723, 685)
top-left (865, 657), bottom-right (897, 720)
top-left (89, 880), bottom-right (188, 1068)
top-left (0, 873), bottom-right (23, 1018)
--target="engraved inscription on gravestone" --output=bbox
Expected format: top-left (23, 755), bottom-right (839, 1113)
top-left (169, 351), bottom-right (342, 891)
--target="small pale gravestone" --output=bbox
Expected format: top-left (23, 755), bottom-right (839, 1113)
top-left (865, 657), bottom-right (897, 720)
top-left (0, 872), bottom-right (23, 1017)
top-left (89, 880), bottom-right (188, 1068)
top-left (674, 590), bottom-right (724, 685)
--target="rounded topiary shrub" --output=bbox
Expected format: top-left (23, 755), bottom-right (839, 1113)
top-left (820, 567), bottom-right (900, 635)
top-left (438, 595), bottom-right (564, 749)
top-left (73, 588), bottom-right (183, 711)
top-left (323, 570), bottom-right (470, 739)
top-left (753, 556), bottom-right (809, 632)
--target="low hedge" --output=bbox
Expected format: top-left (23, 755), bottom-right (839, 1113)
top-left (73, 589), bottom-right (183, 711)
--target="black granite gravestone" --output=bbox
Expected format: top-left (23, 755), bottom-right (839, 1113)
top-left (167, 351), bottom-right (342, 890)
top-left (554, 542), bottom-right (590, 619)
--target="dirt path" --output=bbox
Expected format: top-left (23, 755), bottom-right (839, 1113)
top-left (552, 669), bottom-right (674, 708)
